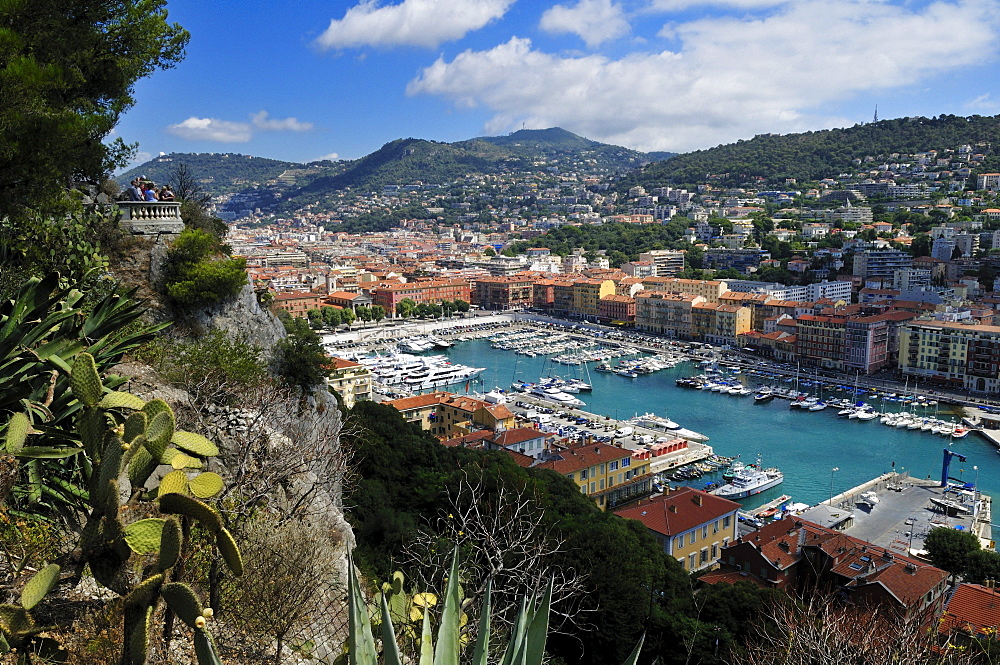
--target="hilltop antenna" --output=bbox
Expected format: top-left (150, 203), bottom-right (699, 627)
top-left (873, 105), bottom-right (878, 124)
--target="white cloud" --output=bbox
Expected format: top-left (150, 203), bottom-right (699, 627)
top-left (166, 117), bottom-right (252, 143)
top-left (167, 112), bottom-right (315, 143)
top-left (648, 0), bottom-right (789, 10)
top-left (314, 152), bottom-right (341, 162)
top-left (408, 0), bottom-right (1000, 152)
top-left (540, 0), bottom-right (630, 47)
top-left (252, 111), bottom-right (314, 132)
top-left (315, 0), bottom-right (515, 50)
top-left (967, 94), bottom-right (1000, 113)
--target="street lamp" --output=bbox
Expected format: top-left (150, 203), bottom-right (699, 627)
top-left (829, 467), bottom-right (839, 505)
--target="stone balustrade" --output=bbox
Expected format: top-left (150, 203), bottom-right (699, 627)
top-left (116, 201), bottom-right (185, 235)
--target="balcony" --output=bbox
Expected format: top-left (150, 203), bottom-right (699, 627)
top-left (116, 202), bottom-right (184, 235)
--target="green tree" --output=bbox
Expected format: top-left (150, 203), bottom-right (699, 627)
top-left (396, 298), bottom-right (416, 319)
top-left (340, 307), bottom-right (356, 329)
top-left (162, 228), bottom-right (247, 307)
top-left (321, 305), bottom-right (342, 329)
top-left (273, 316), bottom-right (331, 394)
top-left (454, 299), bottom-right (470, 314)
top-left (964, 549), bottom-right (1000, 585)
top-left (370, 304), bottom-right (386, 325)
top-left (0, 0), bottom-right (189, 220)
top-left (307, 308), bottom-right (324, 329)
top-left (911, 233), bottom-right (932, 258)
top-left (924, 526), bottom-right (980, 576)
top-left (355, 304), bottom-right (372, 326)
top-left (483, 247), bottom-right (496, 257)
top-left (171, 162), bottom-right (228, 239)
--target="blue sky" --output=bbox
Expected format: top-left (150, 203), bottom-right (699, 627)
top-left (114, 0), bottom-right (1000, 167)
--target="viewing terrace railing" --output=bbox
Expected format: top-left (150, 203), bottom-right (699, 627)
top-left (116, 201), bottom-right (184, 235)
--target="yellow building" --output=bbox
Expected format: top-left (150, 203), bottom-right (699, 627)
top-left (571, 279), bottom-right (616, 319)
top-left (616, 487), bottom-right (740, 572)
top-left (385, 391), bottom-right (516, 438)
top-left (535, 443), bottom-right (653, 510)
top-left (640, 277), bottom-right (729, 303)
top-left (635, 292), bottom-right (705, 338)
top-left (899, 320), bottom-right (1000, 393)
top-left (327, 358), bottom-right (372, 409)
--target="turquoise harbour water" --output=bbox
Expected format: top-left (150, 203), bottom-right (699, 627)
top-left (438, 339), bottom-right (999, 538)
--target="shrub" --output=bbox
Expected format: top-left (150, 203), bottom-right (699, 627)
top-left (164, 229), bottom-right (247, 307)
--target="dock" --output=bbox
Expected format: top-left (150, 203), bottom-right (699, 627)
top-left (504, 393), bottom-right (716, 476)
top-left (788, 471), bottom-right (994, 556)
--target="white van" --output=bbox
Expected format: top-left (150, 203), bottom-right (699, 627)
top-left (614, 426), bottom-right (634, 437)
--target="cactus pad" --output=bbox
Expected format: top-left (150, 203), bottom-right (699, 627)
top-left (158, 470), bottom-right (189, 496)
top-left (170, 452), bottom-right (203, 470)
top-left (141, 399), bottom-right (171, 420)
top-left (391, 570), bottom-right (404, 595)
top-left (158, 493), bottom-right (223, 533)
top-left (20, 563), bottom-right (60, 610)
top-left (160, 583), bottom-right (204, 629)
top-left (123, 412), bottom-right (147, 444)
top-left (189, 472), bottom-right (224, 499)
top-left (98, 391), bottom-right (146, 411)
top-left (172, 431), bottom-right (220, 458)
top-left (125, 573), bottom-right (164, 608)
top-left (125, 605), bottom-right (153, 665)
top-left (124, 519), bottom-right (165, 554)
top-left (71, 353), bottom-right (103, 407)
top-left (0, 604), bottom-right (34, 636)
top-left (215, 527), bottom-right (243, 576)
top-left (77, 407), bottom-right (106, 456)
top-left (145, 411), bottom-right (174, 458)
top-left (158, 518), bottom-right (182, 571)
top-left (5, 412), bottom-right (30, 453)
top-left (128, 446), bottom-right (157, 489)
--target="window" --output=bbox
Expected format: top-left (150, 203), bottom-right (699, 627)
top-left (689, 554), bottom-right (696, 570)
top-left (622, 457), bottom-right (631, 467)
top-left (713, 521), bottom-right (719, 534)
top-left (609, 460), bottom-right (619, 471)
top-left (689, 532), bottom-right (696, 545)
top-left (723, 515), bottom-right (731, 528)
top-left (580, 469), bottom-right (588, 480)
top-left (702, 526), bottom-right (708, 539)
top-left (589, 482), bottom-right (595, 493)
top-left (700, 548), bottom-right (708, 564)
top-left (711, 544), bottom-right (718, 559)
top-left (599, 479), bottom-right (605, 490)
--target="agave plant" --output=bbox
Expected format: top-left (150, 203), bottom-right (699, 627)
top-left (345, 548), bottom-right (645, 665)
top-left (0, 274), bottom-right (167, 514)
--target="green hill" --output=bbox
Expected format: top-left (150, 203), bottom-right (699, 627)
top-left (117, 152), bottom-right (311, 195)
top-left (620, 113), bottom-right (1000, 189)
top-left (121, 129), bottom-right (671, 214)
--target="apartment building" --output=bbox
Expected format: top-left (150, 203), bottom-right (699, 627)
top-left (637, 249), bottom-right (686, 276)
top-left (572, 279), bottom-right (616, 319)
top-left (474, 275), bottom-right (535, 310)
top-left (640, 277), bottom-right (729, 303)
top-left (326, 358), bottom-right (373, 409)
top-left (535, 443), bottom-right (654, 511)
top-left (615, 487), bottom-right (740, 572)
top-left (598, 294), bottom-right (637, 323)
top-left (635, 292), bottom-right (705, 338)
top-left (899, 320), bottom-right (1000, 393)
top-left (372, 278), bottom-right (472, 316)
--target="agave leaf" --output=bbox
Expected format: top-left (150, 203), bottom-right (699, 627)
top-left (499, 597), bottom-right (529, 665)
top-left (622, 633), bottom-right (645, 665)
top-left (433, 548), bottom-right (462, 665)
top-left (418, 601), bottom-right (434, 665)
top-left (522, 579), bottom-right (553, 665)
top-left (347, 552), bottom-right (378, 665)
top-left (379, 591), bottom-right (403, 665)
top-left (470, 578), bottom-right (492, 665)
top-left (14, 446), bottom-right (82, 459)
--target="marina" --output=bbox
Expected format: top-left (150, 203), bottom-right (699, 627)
top-left (329, 317), bottom-right (1000, 542)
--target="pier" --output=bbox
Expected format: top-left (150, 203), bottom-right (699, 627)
top-left (790, 471), bottom-right (995, 555)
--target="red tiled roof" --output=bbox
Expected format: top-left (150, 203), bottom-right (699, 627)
top-left (534, 443), bottom-right (632, 474)
top-left (615, 487), bottom-right (740, 537)
top-left (939, 584), bottom-right (1000, 637)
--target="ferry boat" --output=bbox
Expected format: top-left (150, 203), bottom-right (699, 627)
top-left (712, 456), bottom-right (784, 499)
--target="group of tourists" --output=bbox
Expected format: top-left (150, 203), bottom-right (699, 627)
top-left (121, 175), bottom-right (174, 202)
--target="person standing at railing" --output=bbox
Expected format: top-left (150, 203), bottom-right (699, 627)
top-left (158, 185), bottom-right (175, 201)
top-left (142, 182), bottom-right (159, 201)
top-left (125, 179), bottom-right (143, 201)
